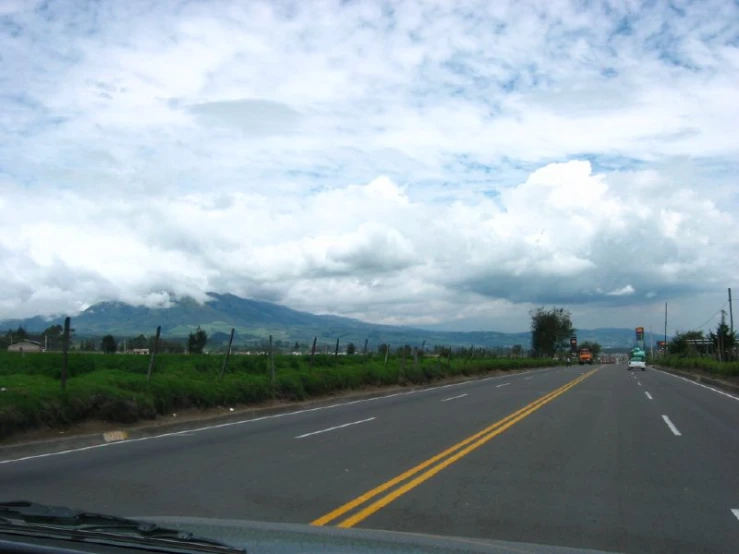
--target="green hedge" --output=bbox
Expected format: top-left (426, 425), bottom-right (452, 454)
top-left (0, 353), bottom-right (557, 441)
top-left (660, 356), bottom-right (739, 377)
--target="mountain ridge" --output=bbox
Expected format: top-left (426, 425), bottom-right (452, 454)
top-left (1, 293), bottom-right (642, 349)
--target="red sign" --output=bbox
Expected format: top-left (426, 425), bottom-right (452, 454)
top-left (636, 327), bottom-right (644, 340)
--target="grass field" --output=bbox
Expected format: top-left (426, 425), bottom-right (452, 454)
top-left (0, 351), bottom-right (557, 442)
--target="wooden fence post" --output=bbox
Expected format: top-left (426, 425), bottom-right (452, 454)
top-left (269, 334), bottom-right (275, 395)
top-left (399, 347), bottom-right (407, 382)
top-left (309, 336), bottom-right (317, 370)
top-left (220, 328), bottom-right (235, 379)
top-left (147, 326), bottom-right (161, 382)
top-left (60, 317), bottom-right (70, 391)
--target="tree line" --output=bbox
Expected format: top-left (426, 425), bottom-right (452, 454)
top-left (668, 318), bottom-right (736, 361)
top-left (1, 324), bottom-right (211, 355)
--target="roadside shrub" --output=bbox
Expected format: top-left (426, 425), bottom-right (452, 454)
top-left (0, 351), bottom-right (559, 441)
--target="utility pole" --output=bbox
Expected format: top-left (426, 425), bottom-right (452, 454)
top-left (718, 310), bottom-right (727, 362)
top-left (664, 302), bottom-right (668, 358)
top-left (729, 288), bottom-right (734, 335)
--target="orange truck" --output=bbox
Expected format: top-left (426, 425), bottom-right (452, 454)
top-left (577, 348), bottom-right (593, 365)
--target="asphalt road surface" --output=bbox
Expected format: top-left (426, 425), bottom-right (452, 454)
top-left (2, 363), bottom-right (738, 553)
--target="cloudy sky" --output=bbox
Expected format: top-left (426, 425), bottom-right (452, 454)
top-left (1, 0), bottom-right (738, 334)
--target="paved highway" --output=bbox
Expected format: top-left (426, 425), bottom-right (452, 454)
top-left (2, 364), bottom-right (738, 553)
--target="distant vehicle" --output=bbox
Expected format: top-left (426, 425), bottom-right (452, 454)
top-left (577, 348), bottom-right (593, 365)
top-left (627, 347), bottom-right (647, 371)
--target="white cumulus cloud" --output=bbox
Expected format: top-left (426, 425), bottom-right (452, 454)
top-left (0, 0), bottom-right (738, 334)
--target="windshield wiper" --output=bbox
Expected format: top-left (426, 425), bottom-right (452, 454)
top-left (0, 501), bottom-right (245, 554)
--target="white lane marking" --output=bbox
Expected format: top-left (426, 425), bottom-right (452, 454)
top-left (0, 366), bottom-right (560, 466)
top-left (645, 392), bottom-right (653, 400)
top-left (496, 383), bottom-right (510, 388)
top-left (654, 368), bottom-right (739, 402)
top-left (295, 417), bottom-right (375, 439)
top-left (637, 381), bottom-right (642, 386)
top-left (662, 415), bottom-right (682, 436)
top-left (524, 376), bottom-right (533, 380)
top-left (732, 509), bottom-right (739, 521)
top-left (441, 393), bottom-right (468, 402)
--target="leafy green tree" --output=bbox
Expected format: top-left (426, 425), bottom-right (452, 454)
top-left (668, 330), bottom-right (705, 356)
top-left (709, 319), bottom-right (736, 361)
top-left (129, 334), bottom-right (148, 349)
top-left (80, 338), bottom-right (97, 351)
top-left (293, 341), bottom-right (301, 351)
top-left (530, 307), bottom-right (575, 357)
top-left (188, 327), bottom-right (208, 354)
top-left (346, 342), bottom-right (356, 355)
top-left (377, 344), bottom-right (389, 355)
top-left (12, 326), bottom-right (28, 341)
top-left (101, 334), bottom-right (117, 354)
top-left (396, 344), bottom-right (412, 356)
top-left (42, 324), bottom-right (63, 338)
top-left (579, 341), bottom-right (602, 358)
top-left (159, 339), bottom-right (185, 354)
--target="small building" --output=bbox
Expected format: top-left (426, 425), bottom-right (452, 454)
top-left (132, 348), bottom-right (150, 355)
top-left (7, 340), bottom-right (44, 353)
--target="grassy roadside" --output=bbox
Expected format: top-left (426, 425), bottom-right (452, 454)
top-left (657, 355), bottom-right (739, 378)
top-left (0, 352), bottom-right (557, 442)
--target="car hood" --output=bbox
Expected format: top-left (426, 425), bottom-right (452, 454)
top-left (138, 516), bottom-right (620, 554)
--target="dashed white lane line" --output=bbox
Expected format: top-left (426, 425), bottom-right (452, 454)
top-left (654, 368), bottom-right (739, 402)
top-left (731, 509), bottom-right (739, 521)
top-left (637, 381), bottom-right (642, 386)
top-left (295, 417), bottom-right (376, 439)
top-left (496, 383), bottom-right (510, 388)
top-left (662, 415), bottom-right (682, 436)
top-left (645, 392), bottom-right (653, 400)
top-left (441, 393), bottom-right (468, 402)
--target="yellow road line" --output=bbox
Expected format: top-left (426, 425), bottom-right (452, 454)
top-left (312, 368), bottom-right (598, 528)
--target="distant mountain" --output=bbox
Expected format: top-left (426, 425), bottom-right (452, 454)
top-left (1, 293), bottom-right (643, 350)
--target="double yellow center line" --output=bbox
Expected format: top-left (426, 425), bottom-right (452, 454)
top-left (312, 367), bottom-right (599, 528)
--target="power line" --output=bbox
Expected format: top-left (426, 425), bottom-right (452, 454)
top-left (687, 301), bottom-right (728, 333)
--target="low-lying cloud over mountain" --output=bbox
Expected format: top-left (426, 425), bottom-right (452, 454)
top-left (1, 1), bottom-right (737, 336)
top-left (0, 293), bottom-right (644, 350)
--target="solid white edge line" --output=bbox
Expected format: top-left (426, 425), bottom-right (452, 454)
top-left (653, 368), bottom-right (739, 402)
top-left (732, 509), bottom-right (739, 521)
top-left (524, 376), bottom-right (533, 380)
top-left (441, 393), bottom-right (468, 402)
top-left (645, 392), bottom-right (653, 400)
top-left (294, 417), bottom-right (375, 439)
top-left (496, 383), bottom-right (510, 388)
top-left (662, 415), bottom-right (682, 436)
